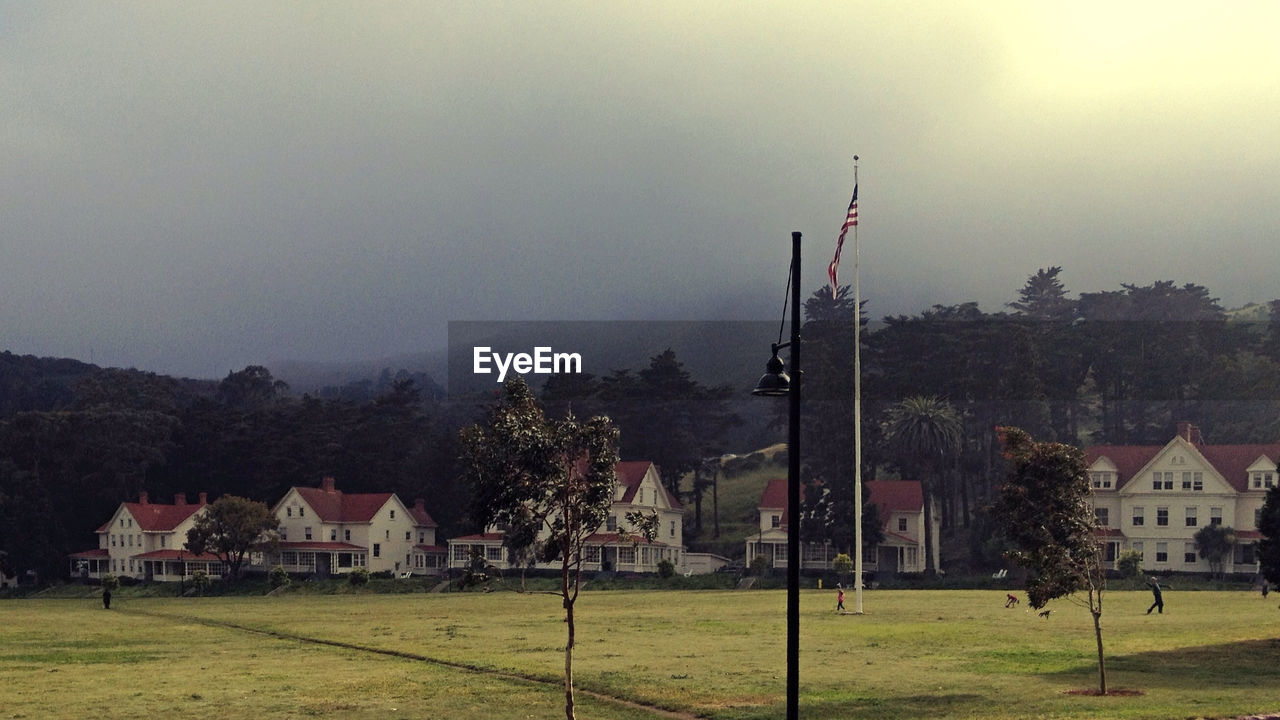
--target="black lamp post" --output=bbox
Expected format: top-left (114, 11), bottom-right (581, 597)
top-left (752, 230), bottom-right (801, 720)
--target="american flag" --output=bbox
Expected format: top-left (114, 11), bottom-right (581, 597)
top-left (827, 183), bottom-right (857, 297)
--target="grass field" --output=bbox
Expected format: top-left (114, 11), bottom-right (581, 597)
top-left (3, 588), bottom-right (1279, 719)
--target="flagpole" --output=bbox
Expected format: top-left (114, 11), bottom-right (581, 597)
top-left (852, 156), bottom-right (864, 614)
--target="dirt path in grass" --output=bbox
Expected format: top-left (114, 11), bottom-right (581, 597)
top-left (125, 608), bottom-right (699, 720)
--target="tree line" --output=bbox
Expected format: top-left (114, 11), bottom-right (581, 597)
top-left (4, 267), bottom-right (1280, 584)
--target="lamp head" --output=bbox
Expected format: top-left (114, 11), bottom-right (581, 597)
top-left (752, 344), bottom-right (791, 397)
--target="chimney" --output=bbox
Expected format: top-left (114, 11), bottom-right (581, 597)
top-left (175, 493), bottom-right (187, 506)
top-left (198, 492), bottom-right (208, 505)
top-left (1176, 422), bottom-right (1204, 445)
top-left (321, 477), bottom-right (336, 493)
top-left (138, 491), bottom-right (149, 505)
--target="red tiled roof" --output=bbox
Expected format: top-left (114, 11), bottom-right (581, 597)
top-left (449, 533), bottom-right (506, 543)
top-left (881, 530), bottom-right (918, 546)
top-left (759, 477), bottom-right (789, 527)
top-left (1086, 440), bottom-right (1280, 493)
top-left (293, 486), bottom-right (395, 523)
top-left (69, 548), bottom-right (110, 558)
top-left (96, 499), bottom-right (207, 534)
top-left (867, 480), bottom-right (924, 514)
top-left (415, 544), bottom-right (447, 552)
top-left (616, 461), bottom-right (683, 510)
top-left (1237, 530), bottom-right (1263, 540)
top-left (133, 549), bottom-right (222, 561)
top-left (409, 500), bottom-right (437, 528)
top-left (277, 541), bottom-right (366, 551)
top-left (585, 532), bottom-right (668, 546)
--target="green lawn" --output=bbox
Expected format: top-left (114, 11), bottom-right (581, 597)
top-left (3, 588), bottom-right (1278, 719)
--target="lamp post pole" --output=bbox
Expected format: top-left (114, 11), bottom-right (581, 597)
top-left (784, 230), bottom-right (801, 720)
top-left (752, 230), bottom-right (803, 720)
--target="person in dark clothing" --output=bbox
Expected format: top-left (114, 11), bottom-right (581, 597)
top-left (1146, 577), bottom-right (1163, 614)
top-left (102, 587), bottom-right (112, 610)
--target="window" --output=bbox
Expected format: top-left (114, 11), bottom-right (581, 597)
top-left (1132, 507), bottom-right (1144, 527)
top-left (390, 510), bottom-right (395, 520)
top-left (299, 506), bottom-right (304, 517)
top-left (304, 527), bottom-right (313, 540)
top-left (161, 536), bottom-right (166, 548)
top-left (1133, 541), bottom-right (1144, 560)
top-left (670, 521), bottom-right (676, 538)
top-left (1162, 472), bottom-right (1173, 489)
top-left (1257, 508), bottom-right (1264, 528)
top-left (452, 545), bottom-right (469, 562)
top-left (1193, 472), bottom-right (1203, 491)
top-left (280, 528), bottom-right (287, 540)
top-left (1184, 543), bottom-right (1197, 564)
top-left (898, 517), bottom-right (908, 532)
top-left (111, 535), bottom-right (116, 547)
top-left (583, 546), bottom-right (601, 563)
top-left (486, 545), bottom-right (502, 562)
top-left (1095, 508), bottom-right (1109, 526)
top-left (1182, 472), bottom-right (1192, 490)
top-left (771, 515), bottom-right (781, 529)
top-left (1155, 542), bottom-right (1168, 563)
top-left (385, 530), bottom-right (390, 540)
top-left (606, 516), bottom-right (618, 532)
top-left (1185, 507), bottom-right (1198, 527)
top-left (128, 535), bottom-right (133, 547)
top-left (1256, 473), bottom-right (1264, 489)
top-left (418, 532), bottom-right (426, 544)
top-left (405, 531), bottom-right (411, 541)
top-left (373, 543), bottom-right (381, 558)
top-left (330, 529), bottom-right (337, 541)
top-left (618, 546), bottom-right (636, 564)
top-left (345, 529), bottom-right (351, 541)
top-left (1211, 507), bottom-right (1223, 526)
top-left (287, 507), bottom-right (292, 517)
top-left (1091, 472), bottom-right (1113, 489)
top-left (1156, 508), bottom-right (1169, 527)
top-left (638, 488), bottom-right (645, 504)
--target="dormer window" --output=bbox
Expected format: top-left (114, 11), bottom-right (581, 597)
top-left (771, 515), bottom-right (781, 528)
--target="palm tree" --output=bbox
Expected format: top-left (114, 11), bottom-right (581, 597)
top-left (884, 396), bottom-right (962, 577)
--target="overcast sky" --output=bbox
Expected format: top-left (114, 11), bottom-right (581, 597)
top-left (4, 2), bottom-right (1279, 379)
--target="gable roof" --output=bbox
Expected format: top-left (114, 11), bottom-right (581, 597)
top-left (408, 499), bottom-right (437, 528)
top-left (97, 497), bottom-right (206, 533)
top-left (1086, 440), bottom-right (1280, 494)
top-left (866, 480), bottom-right (924, 514)
top-left (292, 484), bottom-right (396, 524)
top-left (759, 477), bottom-right (789, 527)
top-left (616, 461), bottom-right (682, 509)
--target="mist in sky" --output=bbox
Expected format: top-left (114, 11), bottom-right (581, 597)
top-left (4, 2), bottom-right (1278, 378)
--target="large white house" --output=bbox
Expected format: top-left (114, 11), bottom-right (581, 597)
top-left (744, 478), bottom-right (938, 575)
top-left (448, 461), bottom-right (684, 573)
top-left (1086, 422), bottom-right (1273, 575)
top-left (69, 492), bottom-right (225, 581)
top-left (272, 477), bottom-right (445, 577)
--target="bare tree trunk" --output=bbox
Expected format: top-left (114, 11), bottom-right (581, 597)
top-left (923, 483), bottom-right (937, 578)
top-left (1091, 605), bottom-right (1106, 695)
top-left (563, 561), bottom-right (576, 720)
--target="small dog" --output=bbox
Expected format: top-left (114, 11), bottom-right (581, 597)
top-left (1038, 609), bottom-right (1051, 618)
top-left (1004, 593), bottom-right (1019, 608)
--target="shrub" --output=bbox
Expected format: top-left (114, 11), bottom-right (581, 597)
top-left (370, 570), bottom-right (395, 580)
top-left (749, 554), bottom-right (770, 576)
top-left (269, 565), bottom-right (291, 589)
top-left (191, 570), bottom-right (211, 593)
top-left (100, 573), bottom-right (120, 592)
top-left (348, 567), bottom-right (371, 586)
top-left (1116, 550), bottom-right (1143, 578)
top-left (657, 559), bottom-right (675, 578)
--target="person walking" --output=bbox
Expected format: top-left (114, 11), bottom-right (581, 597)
top-left (102, 586), bottom-right (112, 610)
top-left (836, 585), bottom-right (846, 613)
top-left (1146, 576), bottom-right (1163, 614)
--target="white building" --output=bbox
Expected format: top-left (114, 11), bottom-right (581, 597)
top-left (744, 478), bottom-right (938, 575)
top-left (448, 461), bottom-right (684, 573)
top-left (272, 477), bottom-right (445, 577)
top-left (1086, 422), bottom-right (1273, 574)
top-left (69, 492), bottom-right (224, 581)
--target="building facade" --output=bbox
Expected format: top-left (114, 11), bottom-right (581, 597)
top-left (69, 492), bottom-right (225, 581)
top-left (744, 478), bottom-right (938, 575)
top-left (448, 461), bottom-right (684, 573)
top-left (272, 477), bottom-right (445, 577)
top-left (1086, 422), bottom-right (1274, 575)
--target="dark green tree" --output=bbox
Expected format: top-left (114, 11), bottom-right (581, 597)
top-left (460, 376), bottom-right (648, 720)
top-left (1193, 524), bottom-right (1236, 579)
top-left (883, 396), bottom-right (961, 578)
top-left (994, 427), bottom-right (1108, 695)
top-left (185, 495), bottom-right (280, 580)
top-left (1257, 486), bottom-right (1280, 586)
